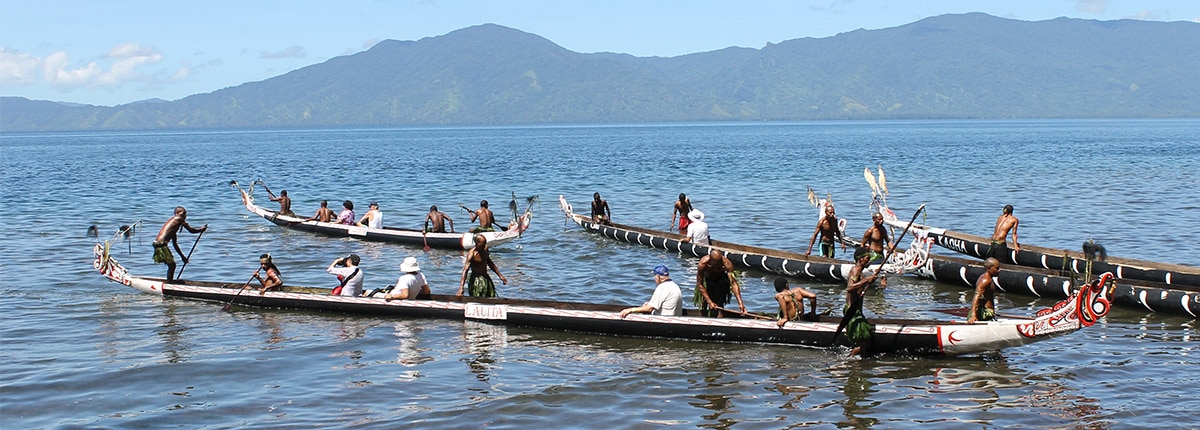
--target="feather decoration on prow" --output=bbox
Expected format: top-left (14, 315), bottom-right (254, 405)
top-left (877, 165), bottom-right (888, 196)
top-left (807, 187), bottom-right (818, 207)
top-left (864, 167), bottom-right (879, 199)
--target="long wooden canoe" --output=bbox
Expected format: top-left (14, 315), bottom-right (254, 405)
top-left (93, 240), bottom-right (1112, 356)
top-left (874, 203), bottom-right (1200, 288)
top-left (910, 247), bottom-right (1199, 318)
top-left (558, 196), bottom-right (920, 282)
top-left (237, 183), bottom-right (531, 250)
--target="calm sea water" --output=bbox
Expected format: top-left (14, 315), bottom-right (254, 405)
top-left (2, 120), bottom-right (1197, 428)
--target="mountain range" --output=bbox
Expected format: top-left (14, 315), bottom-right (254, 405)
top-left (3, 13), bottom-right (1198, 132)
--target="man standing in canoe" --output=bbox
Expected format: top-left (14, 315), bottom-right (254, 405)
top-left (968, 257), bottom-right (1001, 323)
top-left (458, 234), bottom-right (508, 297)
top-left (989, 205), bottom-right (1020, 262)
top-left (424, 205), bottom-right (455, 233)
top-left (470, 200), bottom-right (497, 233)
top-left (843, 248), bottom-right (879, 356)
top-left (861, 212), bottom-right (892, 287)
top-left (695, 250), bottom-right (744, 317)
top-left (152, 206), bottom-right (207, 283)
top-left (806, 204), bottom-right (846, 258)
top-left (670, 193), bottom-right (693, 234)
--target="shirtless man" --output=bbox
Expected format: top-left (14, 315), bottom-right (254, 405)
top-left (266, 189), bottom-right (294, 216)
top-left (695, 250), bottom-right (745, 317)
top-left (457, 234), bottom-right (508, 297)
top-left (306, 200), bottom-right (336, 222)
top-left (989, 205), bottom-right (1020, 262)
top-left (774, 277), bottom-right (817, 327)
top-left (843, 249), bottom-right (879, 356)
top-left (255, 253), bottom-right (283, 295)
top-left (670, 193), bottom-right (693, 233)
top-left (424, 205), bottom-right (454, 233)
top-left (861, 212), bottom-right (892, 287)
top-left (591, 192), bottom-right (611, 225)
top-left (152, 206), bottom-right (208, 283)
top-left (806, 205), bottom-right (846, 258)
top-left (967, 258), bottom-right (1001, 323)
top-left (470, 200), bottom-right (497, 233)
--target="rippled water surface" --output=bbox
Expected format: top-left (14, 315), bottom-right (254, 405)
top-left (2, 120), bottom-right (1197, 428)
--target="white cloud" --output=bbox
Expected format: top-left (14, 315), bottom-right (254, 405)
top-left (0, 48), bottom-right (43, 85)
top-left (1126, 10), bottom-right (1164, 21)
top-left (260, 46), bottom-right (307, 59)
top-left (30, 43), bottom-right (166, 88)
top-left (1076, 0), bottom-right (1106, 14)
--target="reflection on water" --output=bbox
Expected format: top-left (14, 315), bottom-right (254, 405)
top-left (834, 360), bottom-right (881, 428)
top-left (461, 320), bottom-right (509, 388)
top-left (155, 302), bottom-right (189, 364)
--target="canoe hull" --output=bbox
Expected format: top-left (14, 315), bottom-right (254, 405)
top-left (239, 187), bottom-right (530, 250)
top-left (93, 242), bottom-right (1108, 356)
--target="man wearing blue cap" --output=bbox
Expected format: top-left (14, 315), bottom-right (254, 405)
top-left (620, 265), bottom-right (683, 317)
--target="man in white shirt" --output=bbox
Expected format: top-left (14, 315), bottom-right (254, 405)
top-left (620, 264), bottom-right (683, 317)
top-left (385, 257), bottom-right (430, 301)
top-left (327, 254), bottom-right (364, 296)
top-left (682, 210), bottom-right (709, 245)
top-left (357, 201), bottom-right (383, 229)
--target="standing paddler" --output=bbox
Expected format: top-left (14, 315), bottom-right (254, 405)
top-left (152, 206), bottom-right (207, 283)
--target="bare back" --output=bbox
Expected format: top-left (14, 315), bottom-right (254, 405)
top-left (473, 208), bottom-right (495, 228)
top-left (465, 247), bottom-right (492, 276)
top-left (992, 214), bottom-right (1019, 242)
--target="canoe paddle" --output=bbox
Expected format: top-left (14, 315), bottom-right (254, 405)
top-left (222, 269), bottom-right (261, 311)
top-left (422, 232), bottom-right (431, 252)
top-left (716, 306), bottom-right (773, 321)
top-left (175, 230), bottom-right (204, 280)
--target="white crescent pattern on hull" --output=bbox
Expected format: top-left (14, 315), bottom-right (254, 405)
top-left (1137, 290), bottom-right (1152, 311)
top-left (1182, 295), bottom-right (1196, 317)
top-left (958, 267), bottom-right (970, 285)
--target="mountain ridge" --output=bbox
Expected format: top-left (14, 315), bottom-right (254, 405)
top-left (3, 14), bottom-right (1197, 131)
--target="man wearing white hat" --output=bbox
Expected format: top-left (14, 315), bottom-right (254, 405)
top-left (682, 210), bottom-right (709, 245)
top-left (385, 257), bottom-right (430, 301)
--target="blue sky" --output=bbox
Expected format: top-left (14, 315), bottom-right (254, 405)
top-left (2, 0), bottom-right (1197, 107)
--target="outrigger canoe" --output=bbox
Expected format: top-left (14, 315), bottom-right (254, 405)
top-left (93, 240), bottom-right (1112, 356)
top-left (910, 246), bottom-right (1200, 318)
top-left (563, 195), bottom-right (1195, 318)
top-left (874, 202), bottom-right (1200, 288)
top-left (558, 196), bottom-right (920, 282)
top-left (236, 182), bottom-right (532, 250)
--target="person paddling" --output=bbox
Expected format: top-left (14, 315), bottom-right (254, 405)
top-left (255, 253), bottom-right (283, 295)
top-left (152, 206), bottom-right (207, 283)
